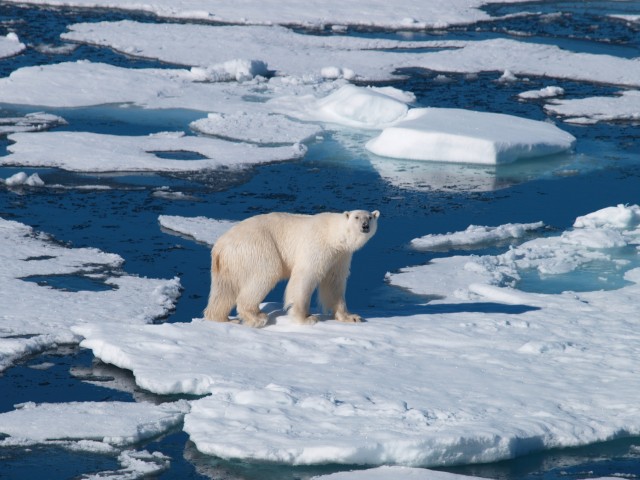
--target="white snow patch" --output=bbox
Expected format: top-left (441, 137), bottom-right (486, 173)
top-left (545, 90), bottom-right (640, 124)
top-left (3, 131), bottom-right (306, 172)
top-left (366, 108), bottom-right (576, 165)
top-left (190, 111), bottom-right (322, 145)
top-left (71, 207), bottom-right (640, 467)
top-left (190, 59), bottom-right (268, 82)
top-left (158, 215), bottom-right (236, 246)
top-left (411, 222), bottom-right (545, 250)
top-left (0, 217), bottom-right (181, 371)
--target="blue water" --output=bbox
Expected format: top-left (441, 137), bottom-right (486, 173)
top-left (1, 2), bottom-right (640, 479)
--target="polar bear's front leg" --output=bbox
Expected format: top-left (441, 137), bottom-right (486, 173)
top-left (284, 269), bottom-right (319, 325)
top-left (318, 254), bottom-right (363, 323)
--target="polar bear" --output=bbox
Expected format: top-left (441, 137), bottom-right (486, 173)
top-left (204, 210), bottom-right (380, 327)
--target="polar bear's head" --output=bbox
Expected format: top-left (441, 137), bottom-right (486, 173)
top-left (343, 209), bottom-right (380, 250)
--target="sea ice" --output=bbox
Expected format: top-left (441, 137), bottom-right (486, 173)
top-left (0, 112), bottom-right (67, 134)
top-left (190, 112), bottom-right (322, 145)
top-left (12, 0), bottom-right (531, 29)
top-left (71, 206), bottom-right (640, 467)
top-left (411, 222), bottom-right (545, 250)
top-left (0, 32), bottom-right (25, 59)
top-left (0, 217), bottom-right (181, 371)
top-left (2, 172), bottom-right (45, 187)
top-left (0, 400), bottom-right (189, 447)
top-left (271, 84), bottom-right (412, 130)
top-left (545, 90), bottom-right (640, 124)
top-left (518, 86), bottom-right (565, 100)
top-left (158, 215), bottom-right (236, 245)
top-left (3, 131), bottom-right (306, 172)
top-left (366, 108), bottom-right (576, 164)
top-left (313, 467), bottom-right (487, 479)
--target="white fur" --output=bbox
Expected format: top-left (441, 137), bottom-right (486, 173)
top-left (204, 210), bottom-right (380, 327)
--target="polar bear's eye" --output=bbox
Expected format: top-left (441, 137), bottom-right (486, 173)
top-left (354, 215), bottom-right (360, 220)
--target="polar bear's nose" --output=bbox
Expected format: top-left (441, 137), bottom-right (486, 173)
top-left (362, 221), bottom-right (370, 233)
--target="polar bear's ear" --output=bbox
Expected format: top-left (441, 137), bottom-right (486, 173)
top-left (344, 211), bottom-right (350, 219)
top-left (372, 210), bottom-right (380, 219)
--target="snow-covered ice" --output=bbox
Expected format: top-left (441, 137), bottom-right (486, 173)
top-left (158, 215), bottom-right (236, 245)
top-left (518, 86), bottom-right (565, 100)
top-left (190, 112), bottom-right (322, 145)
top-left (0, 112), bottom-right (67, 134)
top-left (69, 205), bottom-right (640, 467)
top-left (545, 90), bottom-right (640, 124)
top-left (411, 222), bottom-right (545, 250)
top-left (0, 217), bottom-right (181, 371)
top-left (0, 401), bottom-right (187, 478)
top-left (3, 131), bottom-right (306, 172)
top-left (61, 22), bottom-right (640, 88)
top-left (2, 171), bottom-right (45, 187)
top-left (0, 32), bottom-right (25, 59)
top-left (0, 400), bottom-right (188, 447)
top-left (366, 108), bottom-right (576, 165)
top-left (8, 0), bottom-right (531, 29)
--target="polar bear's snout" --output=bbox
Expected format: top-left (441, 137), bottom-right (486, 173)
top-left (361, 220), bottom-right (370, 233)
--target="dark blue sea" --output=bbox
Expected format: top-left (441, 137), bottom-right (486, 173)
top-left (1, 2), bottom-right (639, 479)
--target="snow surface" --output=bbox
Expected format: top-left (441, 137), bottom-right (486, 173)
top-left (71, 205), bottom-right (640, 467)
top-left (5, 0), bottom-right (530, 28)
top-left (0, 217), bottom-right (181, 371)
top-left (366, 108), bottom-right (576, 165)
top-left (2, 171), bottom-right (45, 187)
top-left (3, 131), bottom-right (305, 172)
top-left (545, 90), bottom-right (640, 124)
top-left (411, 222), bottom-right (545, 250)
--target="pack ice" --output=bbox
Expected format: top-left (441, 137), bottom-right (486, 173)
top-left (71, 204), bottom-right (640, 467)
top-left (0, 217), bottom-right (181, 371)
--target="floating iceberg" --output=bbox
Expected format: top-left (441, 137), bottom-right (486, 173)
top-left (545, 90), bottom-right (640, 124)
top-left (158, 215), bottom-right (236, 245)
top-left (0, 112), bottom-right (67, 134)
top-left (411, 222), bottom-right (545, 250)
top-left (366, 108), bottom-right (576, 165)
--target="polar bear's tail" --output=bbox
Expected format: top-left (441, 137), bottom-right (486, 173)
top-left (203, 250), bottom-right (236, 322)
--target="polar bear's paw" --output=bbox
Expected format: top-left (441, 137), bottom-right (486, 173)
top-left (243, 312), bottom-right (269, 328)
top-left (336, 312), bottom-right (364, 323)
top-left (295, 314), bottom-right (319, 326)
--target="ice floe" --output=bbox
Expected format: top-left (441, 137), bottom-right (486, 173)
top-left (0, 400), bottom-right (189, 447)
top-left (190, 112), bottom-right (322, 145)
top-left (518, 86), bottom-right (565, 100)
top-left (3, 131), bottom-right (305, 172)
top-left (10, 0), bottom-right (530, 28)
top-left (0, 401), bottom-right (187, 478)
top-left (545, 90), bottom-right (640, 124)
top-left (0, 112), bottom-right (67, 135)
top-left (0, 217), bottom-right (181, 371)
top-left (158, 215), bottom-right (236, 245)
top-left (68, 207), bottom-right (640, 467)
top-left (2, 171), bottom-right (45, 187)
top-left (0, 32), bottom-right (25, 58)
top-left (62, 22), bottom-right (640, 88)
top-left (411, 221), bottom-right (545, 250)
top-left (366, 108), bottom-right (576, 165)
